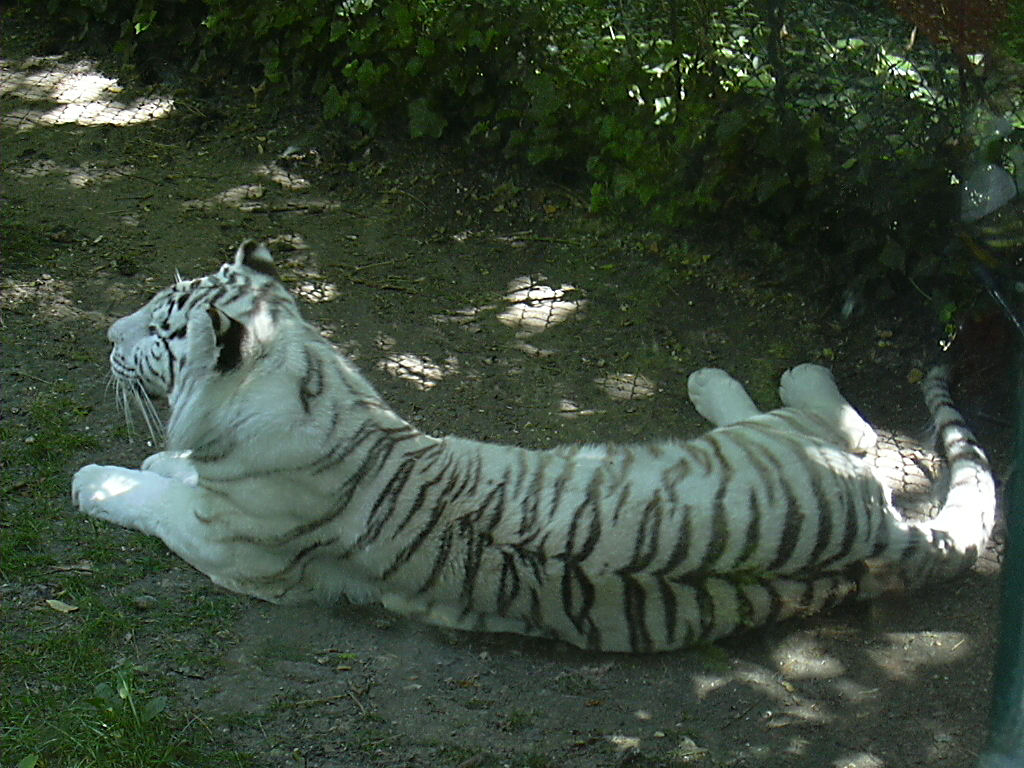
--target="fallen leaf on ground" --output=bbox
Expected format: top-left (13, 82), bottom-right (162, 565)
top-left (45, 598), bottom-right (79, 613)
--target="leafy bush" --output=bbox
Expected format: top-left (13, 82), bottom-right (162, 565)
top-left (43, 0), bottom-right (210, 77)
top-left (34, 0), bottom-right (1017, 313)
top-left (199, 0), bottom-right (549, 139)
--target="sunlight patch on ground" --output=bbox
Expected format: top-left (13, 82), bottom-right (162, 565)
top-left (695, 663), bottom-right (837, 730)
top-left (432, 274), bottom-right (586, 340)
top-left (431, 305), bottom-right (494, 330)
top-left (497, 275), bottom-right (586, 335)
top-left (267, 233), bottom-right (313, 252)
top-left (510, 339), bottom-right (555, 358)
top-left (183, 184), bottom-right (268, 212)
top-left (254, 162), bottom-right (313, 191)
top-left (736, 665), bottom-right (833, 726)
top-left (270, 237), bottom-right (341, 305)
top-left (606, 734), bottom-right (641, 752)
top-left (0, 55), bottom-right (173, 131)
top-left (431, 273), bottom-right (662, 411)
top-left (9, 157), bottom-right (138, 188)
top-left (866, 631), bottom-right (971, 679)
top-left (832, 753), bottom-right (885, 768)
top-left (292, 280), bottom-right (339, 303)
top-left (378, 353), bottom-right (459, 391)
top-left (692, 672), bottom-right (730, 700)
top-left (594, 372), bottom-right (657, 400)
top-left (772, 633), bottom-right (846, 679)
top-left (829, 677), bottom-right (882, 705)
top-left (182, 183), bottom-right (341, 214)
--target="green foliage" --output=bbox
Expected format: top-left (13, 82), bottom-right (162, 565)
top-left (33, 0), bottom-right (1018, 311)
top-left (1001, 0), bottom-right (1024, 59)
top-left (42, 0), bottom-right (210, 77)
top-left (200, 0), bottom-right (546, 137)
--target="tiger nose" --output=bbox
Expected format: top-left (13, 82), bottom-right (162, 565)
top-left (108, 309), bottom-right (148, 343)
top-left (108, 316), bottom-right (129, 343)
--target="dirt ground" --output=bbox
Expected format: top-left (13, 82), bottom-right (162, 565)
top-left (1, 25), bottom-right (1015, 768)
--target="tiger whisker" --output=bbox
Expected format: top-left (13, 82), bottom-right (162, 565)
top-left (112, 378), bottom-right (164, 445)
top-left (133, 385), bottom-right (164, 445)
top-left (112, 379), bottom-right (133, 431)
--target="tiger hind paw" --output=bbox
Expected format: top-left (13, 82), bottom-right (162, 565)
top-left (779, 364), bottom-right (877, 452)
top-left (687, 368), bottom-right (761, 427)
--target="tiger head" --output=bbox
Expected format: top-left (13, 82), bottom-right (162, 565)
top-left (107, 241), bottom-right (292, 432)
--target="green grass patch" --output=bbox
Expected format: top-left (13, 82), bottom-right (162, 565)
top-left (2, 389), bottom-right (97, 496)
top-left (6, 668), bottom-right (249, 768)
top-left (1, 387), bottom-right (252, 766)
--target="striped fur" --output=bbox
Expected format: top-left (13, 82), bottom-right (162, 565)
top-left (72, 242), bottom-right (996, 652)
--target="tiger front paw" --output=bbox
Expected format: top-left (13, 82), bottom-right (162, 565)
top-left (72, 464), bottom-right (134, 519)
top-left (71, 463), bottom-right (163, 533)
top-left (141, 451), bottom-right (199, 485)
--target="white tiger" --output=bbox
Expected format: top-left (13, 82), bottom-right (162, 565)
top-left (72, 241), bottom-right (996, 652)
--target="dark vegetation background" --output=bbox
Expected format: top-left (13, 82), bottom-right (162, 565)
top-left (34, 0), bottom-right (1024, 324)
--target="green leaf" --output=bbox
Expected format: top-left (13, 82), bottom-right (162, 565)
top-left (526, 73), bottom-right (561, 120)
top-left (939, 301), bottom-right (957, 325)
top-left (416, 37), bottom-right (435, 57)
top-left (141, 695), bottom-right (168, 723)
top-left (755, 170), bottom-right (788, 203)
top-left (527, 143), bottom-right (561, 165)
top-left (715, 110), bottom-right (746, 143)
top-left (17, 756), bottom-right (39, 768)
top-left (612, 169), bottom-right (636, 197)
top-left (322, 84), bottom-right (344, 120)
top-left (355, 60), bottom-right (384, 90)
top-left (93, 681), bottom-right (116, 703)
top-left (329, 19), bottom-right (348, 42)
top-left (878, 238), bottom-right (906, 271)
top-left (408, 98), bottom-right (446, 139)
top-left (133, 8), bottom-right (156, 35)
top-left (807, 146), bottom-right (832, 185)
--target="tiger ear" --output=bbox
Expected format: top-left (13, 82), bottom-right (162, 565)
top-left (233, 240), bottom-right (278, 279)
top-left (206, 307), bottom-right (246, 373)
